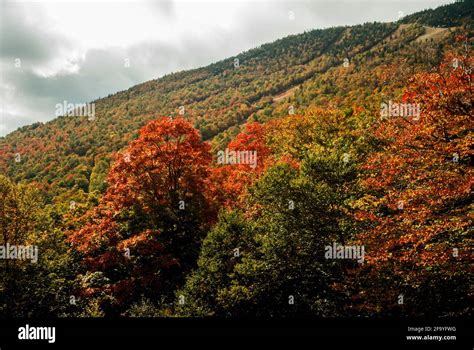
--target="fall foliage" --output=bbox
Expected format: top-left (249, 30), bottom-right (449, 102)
top-left (353, 47), bottom-right (473, 316)
top-left (0, 2), bottom-right (472, 318)
top-left (68, 117), bottom-right (215, 312)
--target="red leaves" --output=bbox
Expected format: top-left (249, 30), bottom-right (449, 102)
top-left (227, 122), bottom-right (270, 165)
top-left (210, 122), bottom-right (271, 208)
top-left (106, 117), bottom-right (212, 210)
top-left (359, 50), bottom-right (473, 283)
top-left (69, 117), bottom-right (214, 303)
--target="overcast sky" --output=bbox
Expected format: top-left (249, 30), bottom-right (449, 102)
top-left (0, 0), bottom-right (453, 136)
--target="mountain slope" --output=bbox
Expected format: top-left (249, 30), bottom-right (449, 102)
top-left (400, 0), bottom-right (473, 27)
top-left (0, 2), bottom-right (472, 201)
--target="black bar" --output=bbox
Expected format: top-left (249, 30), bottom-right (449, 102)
top-left (0, 318), bottom-right (472, 348)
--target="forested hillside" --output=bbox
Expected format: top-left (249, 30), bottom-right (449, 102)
top-left (1, 1), bottom-right (471, 200)
top-left (0, 1), bottom-right (472, 318)
top-left (400, 0), bottom-right (472, 26)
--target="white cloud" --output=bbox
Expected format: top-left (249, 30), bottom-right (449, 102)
top-left (0, 0), bottom-right (453, 136)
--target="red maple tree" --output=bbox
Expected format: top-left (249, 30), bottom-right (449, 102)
top-left (210, 122), bottom-right (271, 208)
top-left (354, 47), bottom-right (473, 314)
top-left (69, 117), bottom-right (215, 309)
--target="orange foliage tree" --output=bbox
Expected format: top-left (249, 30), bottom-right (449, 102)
top-left (211, 122), bottom-right (271, 208)
top-left (354, 48), bottom-right (473, 315)
top-left (69, 117), bottom-right (215, 312)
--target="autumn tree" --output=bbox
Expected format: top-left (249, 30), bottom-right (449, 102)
top-left (69, 117), bottom-right (215, 314)
top-left (178, 109), bottom-right (370, 317)
top-left (0, 175), bottom-right (75, 317)
top-left (354, 47), bottom-right (473, 316)
top-left (210, 122), bottom-right (271, 208)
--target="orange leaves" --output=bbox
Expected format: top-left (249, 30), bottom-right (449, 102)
top-left (228, 122), bottom-right (270, 164)
top-left (211, 122), bottom-right (271, 208)
top-left (106, 117), bottom-right (212, 209)
top-left (68, 117), bottom-right (215, 304)
top-left (359, 49), bottom-right (473, 278)
top-left (117, 230), bottom-right (163, 256)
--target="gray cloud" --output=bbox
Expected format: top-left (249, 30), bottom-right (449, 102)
top-left (151, 0), bottom-right (176, 17)
top-left (0, 0), bottom-right (453, 136)
top-left (0, 2), bottom-right (71, 65)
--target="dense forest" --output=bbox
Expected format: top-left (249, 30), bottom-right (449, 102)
top-left (0, 1), bottom-right (472, 318)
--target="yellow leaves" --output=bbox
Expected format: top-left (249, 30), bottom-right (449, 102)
top-left (351, 194), bottom-right (381, 212)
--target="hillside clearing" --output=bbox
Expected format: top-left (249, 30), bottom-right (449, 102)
top-left (415, 26), bottom-right (450, 42)
top-left (272, 86), bottom-right (300, 102)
